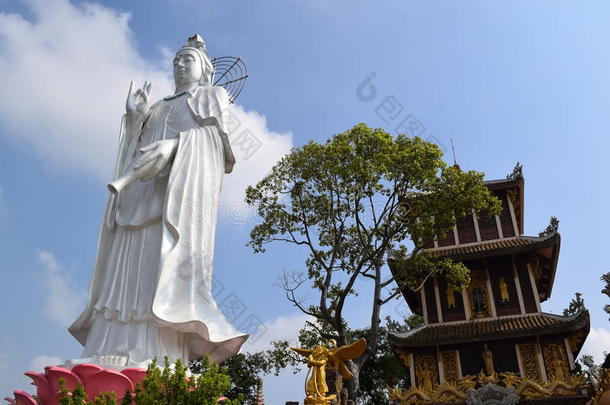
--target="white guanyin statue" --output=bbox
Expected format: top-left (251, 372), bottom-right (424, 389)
top-left (68, 35), bottom-right (248, 368)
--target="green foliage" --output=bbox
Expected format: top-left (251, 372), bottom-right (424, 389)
top-left (574, 354), bottom-right (603, 386)
top-left (191, 353), bottom-right (269, 404)
top-left (602, 272), bottom-right (610, 320)
top-left (60, 357), bottom-right (241, 405)
top-left (391, 251), bottom-right (472, 294)
top-left (385, 314), bottom-right (424, 334)
top-left (353, 322), bottom-right (411, 403)
top-left (59, 380), bottom-right (90, 405)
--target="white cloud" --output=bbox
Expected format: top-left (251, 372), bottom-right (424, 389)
top-left (580, 327), bottom-right (610, 364)
top-left (0, 0), bottom-right (292, 209)
top-left (220, 103), bottom-right (293, 210)
top-left (29, 355), bottom-right (62, 372)
top-left (0, 0), bottom-right (172, 179)
top-left (38, 250), bottom-right (86, 327)
top-left (242, 312), bottom-right (310, 353)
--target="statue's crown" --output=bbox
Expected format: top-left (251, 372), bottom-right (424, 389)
top-left (182, 34), bottom-right (213, 72)
top-left (187, 34), bottom-right (207, 53)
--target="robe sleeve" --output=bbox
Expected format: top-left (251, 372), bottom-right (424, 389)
top-left (187, 86), bottom-right (236, 173)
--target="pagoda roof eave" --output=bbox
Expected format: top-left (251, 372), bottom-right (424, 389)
top-left (388, 309), bottom-right (590, 357)
top-left (484, 177), bottom-right (521, 189)
top-left (422, 232), bottom-right (560, 261)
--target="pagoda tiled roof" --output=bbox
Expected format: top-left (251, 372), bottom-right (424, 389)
top-left (424, 232), bottom-right (559, 261)
top-left (389, 310), bottom-right (589, 353)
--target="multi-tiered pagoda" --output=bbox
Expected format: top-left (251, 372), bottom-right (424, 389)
top-left (388, 166), bottom-right (591, 405)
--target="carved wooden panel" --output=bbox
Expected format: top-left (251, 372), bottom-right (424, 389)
top-left (414, 354), bottom-right (439, 393)
top-left (542, 343), bottom-right (569, 382)
top-left (441, 350), bottom-right (459, 383)
top-left (518, 343), bottom-right (542, 382)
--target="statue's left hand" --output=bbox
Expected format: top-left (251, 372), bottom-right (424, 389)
top-left (133, 139), bottom-right (178, 181)
top-left (126, 81), bottom-right (152, 121)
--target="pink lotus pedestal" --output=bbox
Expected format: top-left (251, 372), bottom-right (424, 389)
top-left (5, 364), bottom-right (147, 405)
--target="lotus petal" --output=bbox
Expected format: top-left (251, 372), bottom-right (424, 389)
top-left (120, 368), bottom-right (147, 386)
top-left (71, 363), bottom-right (103, 384)
top-left (85, 369), bottom-right (133, 401)
top-left (13, 391), bottom-right (36, 405)
top-left (24, 372), bottom-right (50, 403)
top-left (45, 366), bottom-right (82, 395)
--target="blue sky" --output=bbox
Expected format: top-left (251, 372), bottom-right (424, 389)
top-left (1, 0), bottom-right (609, 403)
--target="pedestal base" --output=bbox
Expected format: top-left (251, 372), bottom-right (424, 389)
top-left (5, 363), bottom-right (147, 405)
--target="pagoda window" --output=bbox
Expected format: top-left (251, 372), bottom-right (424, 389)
top-left (467, 269), bottom-right (491, 319)
top-left (471, 288), bottom-right (487, 315)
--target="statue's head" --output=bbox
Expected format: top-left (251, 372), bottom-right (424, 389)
top-left (173, 34), bottom-right (214, 88)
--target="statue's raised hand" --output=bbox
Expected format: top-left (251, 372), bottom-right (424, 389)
top-left (126, 81), bottom-right (152, 120)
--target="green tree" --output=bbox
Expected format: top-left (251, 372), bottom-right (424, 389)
top-left (245, 123), bottom-right (501, 400)
top-left (191, 353), bottom-right (270, 404)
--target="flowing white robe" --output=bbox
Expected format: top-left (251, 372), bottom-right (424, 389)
top-left (69, 85), bottom-right (247, 366)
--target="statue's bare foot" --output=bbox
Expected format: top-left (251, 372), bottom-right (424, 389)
top-left (96, 355), bottom-right (128, 367)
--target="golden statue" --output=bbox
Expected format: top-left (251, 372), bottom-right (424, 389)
top-left (446, 287), bottom-right (456, 308)
top-left (499, 277), bottom-right (510, 302)
top-left (291, 338), bottom-right (366, 405)
top-left (483, 345), bottom-right (495, 377)
top-left (548, 346), bottom-right (568, 382)
top-left (419, 364), bottom-right (435, 393)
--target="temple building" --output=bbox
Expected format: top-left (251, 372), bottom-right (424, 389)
top-left (388, 165), bottom-right (591, 404)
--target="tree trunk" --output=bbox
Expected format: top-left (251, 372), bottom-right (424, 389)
top-left (345, 363), bottom-right (360, 402)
